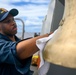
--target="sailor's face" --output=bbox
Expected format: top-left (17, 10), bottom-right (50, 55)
top-left (0, 14), bottom-right (17, 36)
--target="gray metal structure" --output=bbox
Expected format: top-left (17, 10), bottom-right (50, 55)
top-left (51, 0), bottom-right (64, 32)
top-left (41, 0), bottom-right (64, 34)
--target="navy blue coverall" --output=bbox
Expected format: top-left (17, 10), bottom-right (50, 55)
top-left (0, 33), bottom-right (33, 75)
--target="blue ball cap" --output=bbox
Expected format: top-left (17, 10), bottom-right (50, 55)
top-left (0, 8), bottom-right (19, 21)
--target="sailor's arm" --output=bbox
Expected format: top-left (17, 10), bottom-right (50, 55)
top-left (16, 33), bottom-right (50, 60)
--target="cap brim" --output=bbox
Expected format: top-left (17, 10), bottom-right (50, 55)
top-left (0, 9), bottom-right (18, 21)
top-left (9, 9), bottom-right (19, 16)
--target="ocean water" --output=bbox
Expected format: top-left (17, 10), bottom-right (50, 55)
top-left (16, 32), bottom-right (35, 39)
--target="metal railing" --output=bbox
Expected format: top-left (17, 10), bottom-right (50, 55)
top-left (15, 18), bottom-right (25, 39)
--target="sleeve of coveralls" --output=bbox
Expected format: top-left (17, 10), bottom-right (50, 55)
top-left (0, 41), bottom-right (32, 74)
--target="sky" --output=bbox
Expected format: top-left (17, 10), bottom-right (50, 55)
top-left (0, 0), bottom-right (51, 33)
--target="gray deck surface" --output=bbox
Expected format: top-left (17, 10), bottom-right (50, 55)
top-left (30, 65), bottom-right (38, 75)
